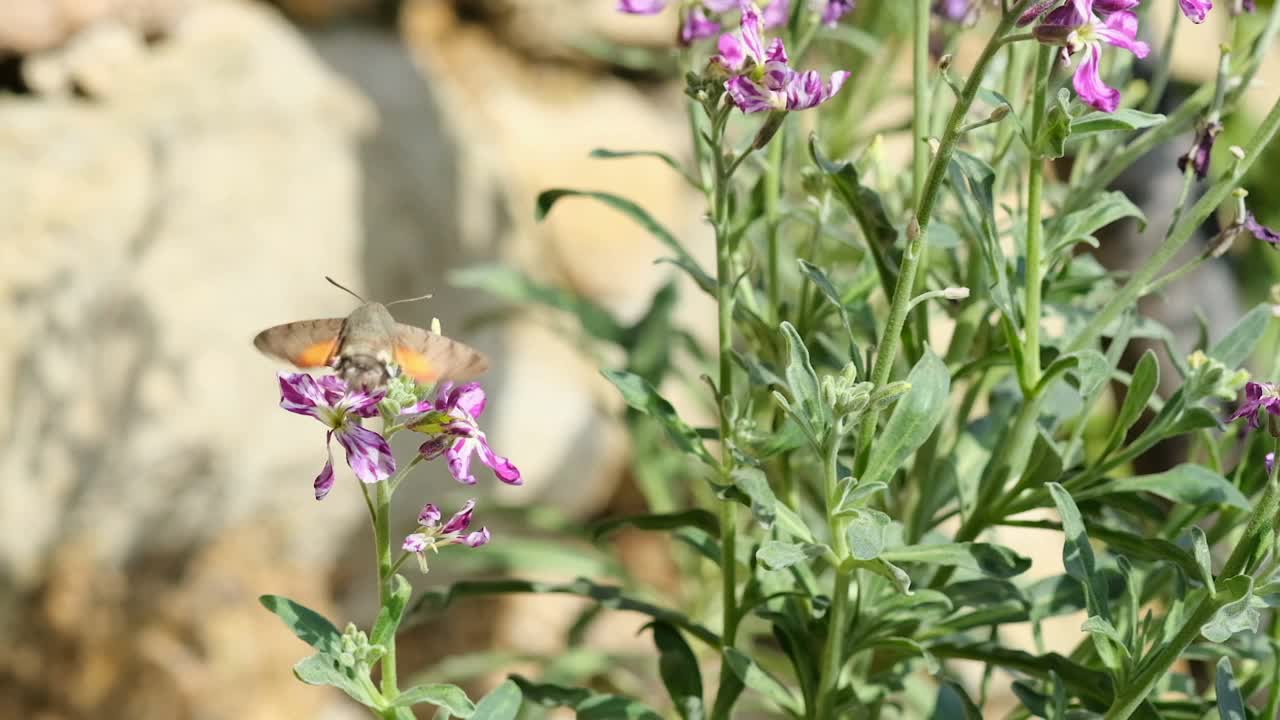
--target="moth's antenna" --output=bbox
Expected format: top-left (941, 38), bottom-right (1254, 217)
top-left (386, 292), bottom-right (434, 308)
top-left (325, 276), bottom-right (368, 304)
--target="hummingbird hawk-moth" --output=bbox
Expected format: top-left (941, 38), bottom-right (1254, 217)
top-left (253, 278), bottom-right (489, 391)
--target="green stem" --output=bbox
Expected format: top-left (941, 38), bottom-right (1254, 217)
top-left (855, 0), bottom-right (1036, 471)
top-left (374, 479), bottom-right (398, 699)
top-left (905, 0), bottom-right (934, 363)
top-left (1022, 46), bottom-right (1053, 393)
top-left (815, 434), bottom-right (850, 719)
top-left (765, 124), bottom-right (786, 320)
top-left (1103, 439), bottom-right (1280, 720)
top-left (1067, 90), bottom-right (1280, 353)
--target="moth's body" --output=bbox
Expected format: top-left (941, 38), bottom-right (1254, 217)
top-left (254, 296), bottom-right (488, 391)
top-left (332, 303), bottom-right (399, 391)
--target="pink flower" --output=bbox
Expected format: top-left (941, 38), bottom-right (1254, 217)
top-left (1032, 0), bottom-right (1150, 112)
top-left (1227, 381), bottom-right (1280, 430)
top-left (1178, 0), bottom-right (1212, 23)
top-left (403, 383), bottom-right (521, 486)
top-left (401, 499), bottom-right (491, 573)
top-left (278, 372), bottom-right (395, 499)
top-left (714, 3), bottom-right (850, 113)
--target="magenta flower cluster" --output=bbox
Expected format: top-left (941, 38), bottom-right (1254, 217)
top-left (617, 0), bottom-right (854, 48)
top-left (1228, 381), bottom-right (1280, 430)
top-left (713, 3), bottom-right (850, 113)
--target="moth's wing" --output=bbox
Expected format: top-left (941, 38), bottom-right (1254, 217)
top-left (393, 323), bottom-right (490, 385)
top-left (253, 318), bottom-right (346, 368)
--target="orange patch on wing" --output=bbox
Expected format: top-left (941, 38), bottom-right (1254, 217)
top-left (395, 345), bottom-right (440, 384)
top-left (293, 339), bottom-right (338, 368)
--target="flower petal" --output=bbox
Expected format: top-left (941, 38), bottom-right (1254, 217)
top-left (618, 0), bottom-right (666, 14)
top-left (279, 371), bottom-right (328, 417)
top-left (418, 503), bottom-right (442, 527)
top-left (442, 499), bottom-right (476, 533)
top-left (1177, 0), bottom-right (1212, 23)
top-left (463, 528), bottom-right (491, 548)
top-left (403, 533), bottom-right (430, 553)
top-left (680, 6), bottom-right (720, 45)
top-left (336, 424), bottom-right (396, 483)
top-left (785, 70), bottom-right (849, 110)
top-left (762, 0), bottom-right (790, 29)
top-left (1096, 11), bottom-right (1149, 59)
top-left (450, 383), bottom-right (488, 419)
top-left (822, 0), bottom-right (856, 26)
top-left (1072, 44), bottom-right (1120, 112)
top-left (740, 3), bottom-right (767, 64)
top-left (314, 435), bottom-right (336, 500)
top-left (1245, 213), bottom-right (1280, 245)
top-left (715, 32), bottom-right (748, 72)
top-left (477, 436), bottom-right (523, 485)
top-left (726, 76), bottom-right (782, 113)
top-left (447, 437), bottom-right (478, 485)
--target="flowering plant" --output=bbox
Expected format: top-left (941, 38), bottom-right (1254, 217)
top-left (261, 368), bottom-right (524, 718)
top-left (270, 0), bottom-right (1280, 717)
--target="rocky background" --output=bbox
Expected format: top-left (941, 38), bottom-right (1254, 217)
top-left (0, 0), bottom-right (1272, 717)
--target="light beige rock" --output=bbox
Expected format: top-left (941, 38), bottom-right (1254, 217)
top-left (0, 0), bottom-right (193, 54)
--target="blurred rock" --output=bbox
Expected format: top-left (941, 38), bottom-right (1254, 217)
top-left (0, 0), bottom-right (193, 55)
top-left (0, 1), bottom-right (376, 716)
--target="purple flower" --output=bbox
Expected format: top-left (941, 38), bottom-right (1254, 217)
top-left (401, 499), bottom-right (491, 572)
top-left (1032, 0), bottom-right (1150, 112)
top-left (1227, 381), bottom-right (1280, 429)
top-left (820, 0), bottom-right (854, 26)
top-left (715, 4), bottom-right (850, 113)
top-left (618, 0), bottom-right (665, 14)
top-left (1244, 213), bottom-right (1280, 245)
top-left (278, 372), bottom-right (395, 499)
top-left (1244, 0), bottom-right (1256, 12)
top-left (934, 0), bottom-right (970, 22)
top-left (1178, 120), bottom-right (1222, 180)
top-left (763, 0), bottom-right (792, 28)
top-left (1179, 0), bottom-right (1212, 22)
top-left (1267, 451), bottom-right (1275, 475)
top-left (404, 382), bottom-right (521, 486)
top-left (681, 6), bottom-right (722, 44)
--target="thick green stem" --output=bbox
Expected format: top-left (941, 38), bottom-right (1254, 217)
top-left (1067, 91), bottom-right (1280, 353)
top-left (765, 125), bottom-right (785, 320)
top-left (1022, 47), bottom-right (1052, 393)
top-left (374, 480), bottom-right (398, 699)
top-left (905, 0), bottom-right (934, 363)
top-left (855, 0), bottom-right (1036, 471)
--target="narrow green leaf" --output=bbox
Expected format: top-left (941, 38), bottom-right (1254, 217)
top-left (881, 542), bottom-right (1031, 578)
top-left (260, 595), bottom-right (342, 654)
top-left (731, 467), bottom-right (778, 529)
top-left (798, 259), bottom-right (854, 341)
top-left (371, 575), bottom-right (412, 649)
top-left (723, 648), bottom-right (802, 714)
top-left (1070, 109), bottom-right (1165, 135)
top-left (1192, 526), bottom-right (1215, 594)
top-left (409, 577), bottom-right (720, 648)
top-left (601, 370), bottom-right (715, 465)
top-left (872, 637), bottom-right (940, 674)
top-left (933, 680), bottom-right (983, 720)
top-left (1209, 303), bottom-right (1274, 368)
top-left (535, 189), bottom-right (714, 293)
top-left (451, 265), bottom-right (624, 342)
top-left (471, 680), bottom-right (523, 720)
top-left (1078, 464), bottom-right (1249, 509)
top-left (809, 136), bottom-right (899, 295)
top-left (1215, 657), bottom-right (1246, 720)
top-left (588, 148), bottom-right (698, 187)
top-left (392, 684), bottom-right (476, 716)
top-left (1036, 88), bottom-right (1072, 159)
top-left (649, 623), bottom-right (704, 720)
top-left (1047, 483), bottom-right (1105, 620)
top-left (780, 322), bottom-right (826, 432)
top-left (1203, 576), bottom-right (1264, 643)
top-left (513, 676), bottom-right (662, 719)
top-left (591, 510), bottom-right (720, 542)
top-left (1103, 349), bottom-right (1159, 456)
top-left (773, 501), bottom-right (817, 544)
top-left (1052, 191), bottom-right (1146, 256)
top-left (757, 540), bottom-right (825, 570)
top-left (863, 349), bottom-right (950, 488)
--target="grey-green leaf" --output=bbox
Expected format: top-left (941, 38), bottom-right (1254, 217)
top-left (650, 623), bottom-right (704, 720)
top-left (1103, 349), bottom-right (1158, 456)
top-left (732, 467), bottom-right (778, 529)
top-left (1215, 657), bottom-right (1246, 720)
top-left (293, 653), bottom-right (379, 707)
top-left (1078, 464), bottom-right (1249, 509)
top-left (393, 684), bottom-right (476, 716)
top-left (780, 322), bottom-right (827, 432)
top-left (471, 680), bottom-right (523, 720)
top-left (601, 370), bottom-right (715, 465)
top-left (862, 349), bottom-right (950, 488)
top-left (1209, 303), bottom-right (1274, 368)
top-left (723, 648), bottom-right (802, 714)
top-left (371, 575), bottom-right (412, 648)
top-left (592, 510), bottom-right (720, 542)
top-left (881, 542), bottom-right (1031, 578)
top-left (846, 509), bottom-right (891, 561)
top-left (1070, 109), bottom-right (1165, 135)
top-left (757, 540), bottom-right (825, 570)
top-left (260, 595), bottom-right (343, 655)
